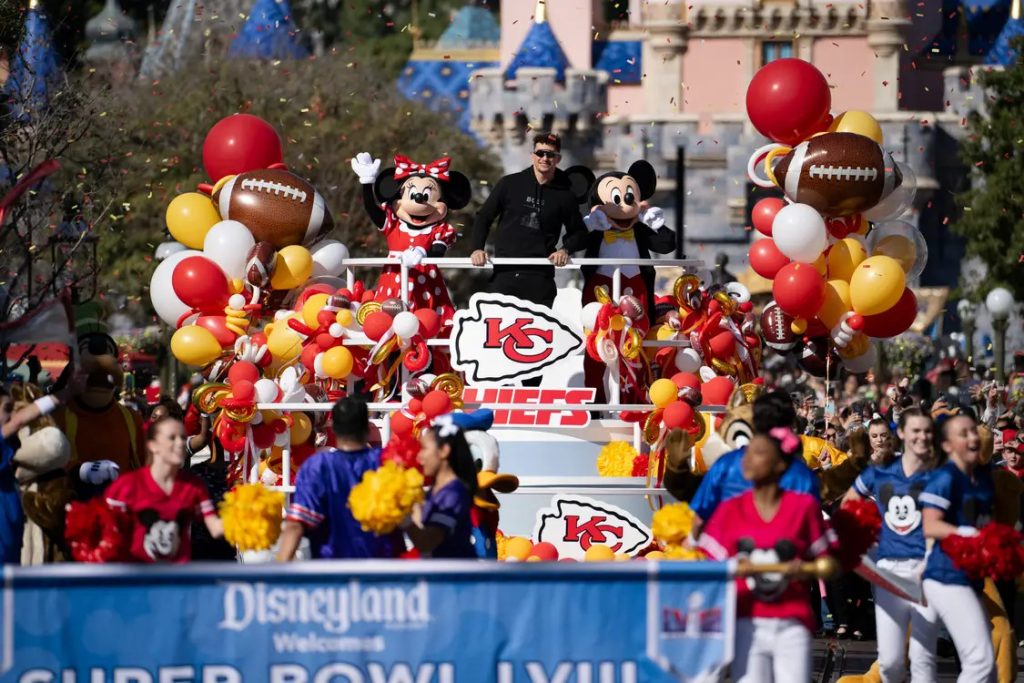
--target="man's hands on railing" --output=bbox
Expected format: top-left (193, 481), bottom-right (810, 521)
top-left (548, 249), bottom-right (570, 267)
top-left (470, 250), bottom-right (489, 267)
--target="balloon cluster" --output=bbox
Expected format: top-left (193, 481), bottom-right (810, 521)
top-left (581, 287), bottom-right (649, 402)
top-left (745, 59), bottom-right (926, 376)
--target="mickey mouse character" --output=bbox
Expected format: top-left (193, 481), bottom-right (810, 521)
top-left (879, 482), bottom-right (923, 536)
top-left (351, 152), bottom-right (471, 329)
top-left (738, 537), bottom-right (798, 600)
top-left (138, 508), bottom-right (188, 561)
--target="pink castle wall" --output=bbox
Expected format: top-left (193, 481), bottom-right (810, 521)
top-left (681, 39), bottom-right (748, 123)
top-left (607, 85), bottom-right (646, 117)
top-left (500, 1), bottom-right (597, 71)
top-left (812, 37), bottom-right (877, 113)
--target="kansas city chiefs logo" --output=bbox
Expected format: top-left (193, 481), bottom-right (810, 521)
top-left (451, 293), bottom-right (583, 383)
top-left (534, 495), bottom-right (652, 561)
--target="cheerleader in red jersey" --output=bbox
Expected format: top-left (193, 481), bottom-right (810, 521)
top-left (106, 416), bottom-right (224, 563)
top-left (699, 428), bottom-right (837, 683)
top-left (351, 152), bottom-right (472, 330)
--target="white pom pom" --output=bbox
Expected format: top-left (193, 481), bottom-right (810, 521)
top-left (228, 294), bottom-right (245, 310)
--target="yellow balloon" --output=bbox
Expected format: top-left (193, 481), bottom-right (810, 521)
top-left (827, 238), bottom-right (867, 282)
top-left (610, 315), bottom-right (626, 332)
top-left (165, 193), bottom-right (221, 249)
top-left (584, 545), bottom-right (616, 562)
top-left (505, 536), bottom-right (533, 561)
top-left (266, 317), bottom-right (303, 362)
top-left (649, 378), bottom-right (678, 409)
top-left (828, 111), bottom-right (884, 145)
top-left (301, 293), bottom-right (330, 328)
top-left (290, 412), bottom-right (312, 445)
top-left (335, 308), bottom-right (354, 328)
top-left (850, 255), bottom-right (906, 315)
top-left (321, 346), bottom-right (354, 379)
top-left (812, 253), bottom-right (827, 277)
top-left (818, 279), bottom-right (853, 329)
top-left (270, 245), bottom-right (313, 290)
top-left (854, 216), bottom-right (871, 236)
top-left (838, 333), bottom-right (870, 359)
top-left (873, 235), bottom-right (917, 273)
top-left (791, 318), bottom-right (808, 335)
top-left (170, 326), bottom-right (222, 366)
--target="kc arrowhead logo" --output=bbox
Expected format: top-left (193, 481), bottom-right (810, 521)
top-left (534, 494), bottom-right (652, 560)
top-left (451, 293), bottom-right (583, 384)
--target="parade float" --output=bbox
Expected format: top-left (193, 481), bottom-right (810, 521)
top-left (4, 56), bottom-right (934, 682)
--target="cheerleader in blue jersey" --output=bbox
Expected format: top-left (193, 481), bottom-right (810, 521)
top-left (921, 414), bottom-right (995, 683)
top-left (844, 408), bottom-right (938, 682)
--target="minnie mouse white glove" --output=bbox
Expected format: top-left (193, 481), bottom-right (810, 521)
top-left (401, 247), bottom-right (427, 267)
top-left (583, 208), bottom-right (612, 232)
top-left (640, 206), bottom-right (666, 230)
top-left (79, 460), bottom-right (120, 485)
top-left (351, 152), bottom-right (381, 185)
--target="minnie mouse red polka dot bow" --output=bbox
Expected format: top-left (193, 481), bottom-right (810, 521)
top-left (393, 154), bottom-right (451, 182)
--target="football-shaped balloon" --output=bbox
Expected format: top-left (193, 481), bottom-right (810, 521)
top-left (760, 301), bottom-right (797, 352)
top-left (619, 295), bottom-right (644, 321)
top-left (381, 298), bottom-right (406, 317)
top-left (245, 241), bottom-right (278, 288)
top-left (213, 169), bottom-right (334, 249)
top-left (798, 337), bottom-right (842, 379)
top-left (771, 132), bottom-right (902, 217)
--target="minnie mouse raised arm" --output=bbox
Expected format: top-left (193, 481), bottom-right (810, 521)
top-left (352, 152), bottom-right (472, 331)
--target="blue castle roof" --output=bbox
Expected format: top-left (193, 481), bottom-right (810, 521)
top-left (229, 0), bottom-right (308, 60)
top-left (3, 3), bottom-right (62, 119)
top-left (986, 16), bottom-right (1023, 64)
top-left (505, 19), bottom-right (570, 81)
top-left (436, 6), bottom-right (501, 48)
top-left (924, 0), bottom-right (1021, 65)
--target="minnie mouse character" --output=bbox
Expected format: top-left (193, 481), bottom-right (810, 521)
top-left (351, 152), bottom-right (471, 330)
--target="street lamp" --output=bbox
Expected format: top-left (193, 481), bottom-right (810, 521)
top-left (985, 287), bottom-right (1016, 382)
top-left (957, 299), bottom-right (978, 365)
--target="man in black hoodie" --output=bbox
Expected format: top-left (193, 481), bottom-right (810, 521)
top-left (470, 133), bottom-right (588, 308)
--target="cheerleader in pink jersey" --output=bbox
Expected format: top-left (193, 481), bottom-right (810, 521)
top-left (699, 428), bottom-right (837, 683)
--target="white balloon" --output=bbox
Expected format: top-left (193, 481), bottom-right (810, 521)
top-left (864, 161), bottom-right (917, 221)
top-left (155, 241), bottom-right (187, 260)
top-left (392, 311), bottom-right (420, 339)
top-left (581, 301), bottom-right (603, 330)
top-left (254, 378), bottom-right (279, 403)
top-left (843, 344), bottom-right (877, 375)
top-left (203, 220), bottom-right (255, 280)
top-left (674, 347), bottom-right (703, 373)
top-left (772, 203), bottom-right (827, 263)
top-left (310, 240), bottom-right (350, 278)
top-left (149, 249), bottom-right (202, 325)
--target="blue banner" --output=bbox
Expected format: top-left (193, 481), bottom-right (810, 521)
top-left (3, 561), bottom-right (734, 683)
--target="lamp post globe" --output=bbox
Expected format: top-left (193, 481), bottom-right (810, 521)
top-left (985, 287), bottom-right (1016, 382)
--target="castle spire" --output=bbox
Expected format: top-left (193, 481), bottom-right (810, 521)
top-left (534, 0), bottom-right (547, 24)
top-left (3, 0), bottom-right (62, 119)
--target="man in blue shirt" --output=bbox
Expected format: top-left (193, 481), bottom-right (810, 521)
top-left (277, 397), bottom-right (401, 560)
top-left (690, 391), bottom-right (820, 523)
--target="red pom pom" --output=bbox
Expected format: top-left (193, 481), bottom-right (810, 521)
top-left (65, 499), bottom-right (130, 563)
top-left (942, 523), bottom-right (1024, 582)
top-left (631, 453), bottom-right (651, 477)
top-left (830, 498), bottom-right (882, 570)
top-left (381, 433), bottom-right (421, 470)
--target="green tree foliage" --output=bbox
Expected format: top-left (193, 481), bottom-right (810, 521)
top-left (954, 36), bottom-right (1024, 304)
top-left (83, 55), bottom-right (499, 321)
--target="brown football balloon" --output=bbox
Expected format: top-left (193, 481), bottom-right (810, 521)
top-left (381, 298), bottom-right (406, 317)
top-left (213, 169), bottom-right (334, 249)
top-left (244, 241), bottom-right (277, 288)
top-left (772, 132), bottom-right (901, 217)
top-left (760, 301), bottom-right (797, 352)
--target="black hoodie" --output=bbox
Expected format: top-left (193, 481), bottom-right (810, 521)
top-left (472, 167), bottom-right (588, 273)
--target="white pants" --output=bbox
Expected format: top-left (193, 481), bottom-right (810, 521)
top-left (732, 617), bottom-right (811, 683)
top-left (873, 559), bottom-right (939, 683)
top-left (923, 579), bottom-right (995, 683)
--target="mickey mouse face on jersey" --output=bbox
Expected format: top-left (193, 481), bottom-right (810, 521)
top-left (374, 170), bottom-right (472, 231)
top-left (138, 509), bottom-right (188, 561)
top-left (738, 538), bottom-right (796, 601)
top-left (588, 160), bottom-right (657, 230)
top-left (880, 483), bottom-right (922, 536)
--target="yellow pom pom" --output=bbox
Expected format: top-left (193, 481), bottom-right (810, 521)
top-left (219, 483), bottom-right (285, 552)
top-left (645, 551), bottom-right (666, 560)
top-left (348, 461), bottom-right (425, 535)
top-left (651, 502), bottom-right (697, 546)
top-left (596, 441), bottom-right (638, 477)
top-left (495, 530), bottom-right (508, 561)
top-left (663, 544), bottom-right (703, 561)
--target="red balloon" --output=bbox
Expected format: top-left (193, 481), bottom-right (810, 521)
top-left (663, 401), bottom-right (695, 430)
top-left (670, 372), bottom-right (700, 392)
top-left (408, 398), bottom-right (423, 415)
top-left (249, 332), bottom-right (273, 368)
top-left (362, 311), bottom-right (394, 342)
top-left (172, 256), bottom-right (230, 312)
top-left (422, 390), bottom-right (452, 419)
top-left (861, 289), bottom-right (917, 338)
top-left (300, 344), bottom-right (320, 373)
top-left (232, 380), bottom-right (255, 403)
top-left (391, 411), bottom-right (414, 436)
top-left (745, 58), bottom-right (832, 146)
top-left (826, 215), bottom-right (859, 240)
top-left (529, 542), bottom-right (559, 562)
top-left (415, 309), bottom-right (442, 338)
top-left (251, 423), bottom-right (276, 449)
top-left (773, 263), bottom-right (825, 319)
top-left (749, 239), bottom-right (791, 280)
top-left (708, 330), bottom-right (737, 359)
top-left (202, 114), bottom-right (284, 182)
top-left (752, 197), bottom-right (786, 236)
top-left (195, 315), bottom-right (235, 347)
top-left (701, 376), bottom-right (736, 406)
top-left (847, 314), bottom-right (865, 331)
top-left (228, 361), bottom-right (260, 385)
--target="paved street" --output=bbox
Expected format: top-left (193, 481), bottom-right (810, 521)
top-left (814, 639), bottom-right (1022, 681)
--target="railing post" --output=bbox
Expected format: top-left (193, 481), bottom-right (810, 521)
top-left (400, 263), bottom-right (410, 308)
top-left (346, 268), bottom-right (355, 292)
top-left (611, 267), bottom-right (623, 409)
top-left (612, 267), bottom-right (622, 301)
top-left (282, 429), bottom-right (292, 490)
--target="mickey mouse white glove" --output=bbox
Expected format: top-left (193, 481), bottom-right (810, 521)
top-left (401, 247), bottom-right (426, 267)
top-left (583, 208), bottom-right (612, 232)
top-left (640, 206), bottom-right (666, 230)
top-left (79, 460), bottom-right (120, 485)
top-left (350, 152), bottom-right (381, 185)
